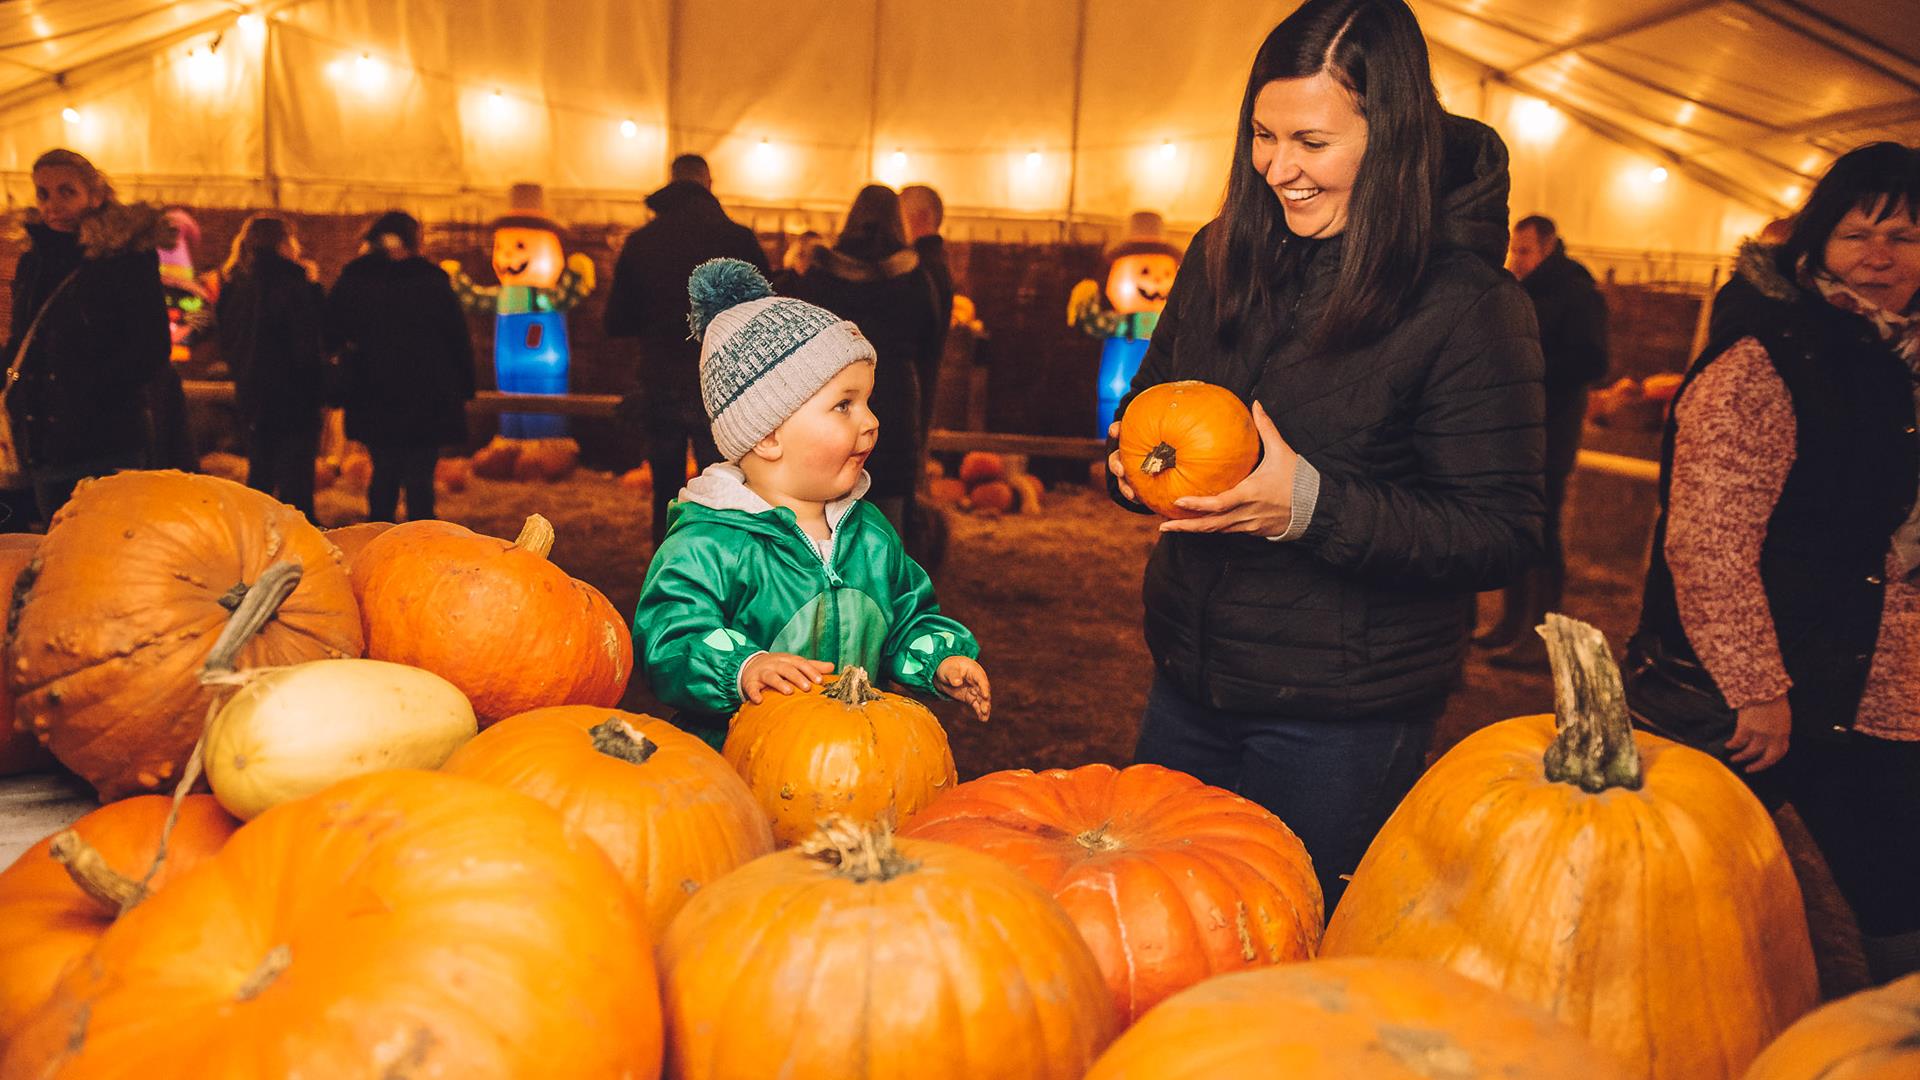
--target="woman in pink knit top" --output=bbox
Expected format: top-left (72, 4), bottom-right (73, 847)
top-left (1627, 142), bottom-right (1920, 985)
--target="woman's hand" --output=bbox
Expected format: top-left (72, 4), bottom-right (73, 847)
top-left (740, 653), bottom-right (835, 704)
top-left (1159, 402), bottom-right (1299, 536)
top-left (1727, 694), bottom-right (1791, 772)
top-left (936, 656), bottom-right (992, 723)
top-left (1106, 421), bottom-right (1139, 503)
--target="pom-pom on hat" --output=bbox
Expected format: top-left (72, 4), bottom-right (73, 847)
top-left (688, 258), bottom-right (877, 462)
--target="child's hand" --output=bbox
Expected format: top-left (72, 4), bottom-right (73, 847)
top-left (936, 656), bottom-right (991, 723)
top-left (741, 653), bottom-right (835, 704)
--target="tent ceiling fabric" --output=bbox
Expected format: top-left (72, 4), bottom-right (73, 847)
top-left (0, 0), bottom-right (1909, 253)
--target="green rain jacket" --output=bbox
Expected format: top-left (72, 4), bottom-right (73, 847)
top-left (633, 465), bottom-right (979, 741)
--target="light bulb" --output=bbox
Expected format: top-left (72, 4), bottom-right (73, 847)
top-left (1647, 166), bottom-right (1669, 184)
top-left (1025, 150), bottom-right (1043, 172)
top-left (61, 106), bottom-right (80, 124)
top-left (620, 119), bottom-right (639, 139)
top-left (890, 149), bottom-right (908, 170)
top-left (1159, 140), bottom-right (1177, 161)
top-left (1514, 97), bottom-right (1564, 142)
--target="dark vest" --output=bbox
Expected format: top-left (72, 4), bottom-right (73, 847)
top-left (1634, 276), bottom-right (1919, 732)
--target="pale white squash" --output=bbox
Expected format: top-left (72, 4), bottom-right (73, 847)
top-left (205, 659), bottom-right (478, 819)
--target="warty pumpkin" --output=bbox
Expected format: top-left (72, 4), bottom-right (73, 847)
top-left (0, 795), bottom-right (236, 1049)
top-left (658, 816), bottom-right (1116, 1080)
top-left (0, 770), bottom-right (661, 1079)
top-left (349, 514), bottom-right (631, 725)
top-left (1320, 614), bottom-right (1819, 1080)
top-left (1743, 973), bottom-right (1920, 1080)
top-left (0, 535), bottom-right (52, 776)
top-left (901, 762), bottom-right (1323, 1025)
top-left (723, 667), bottom-right (956, 846)
top-left (1116, 380), bottom-right (1259, 519)
top-left (1082, 957), bottom-right (1632, 1080)
top-left (442, 705), bottom-right (773, 937)
top-left (8, 471), bottom-right (365, 799)
top-left (321, 521), bottom-right (393, 567)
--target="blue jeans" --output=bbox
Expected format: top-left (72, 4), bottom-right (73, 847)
top-left (1134, 676), bottom-right (1438, 913)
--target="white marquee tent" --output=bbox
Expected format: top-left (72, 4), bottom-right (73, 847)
top-left (0, 0), bottom-right (1913, 265)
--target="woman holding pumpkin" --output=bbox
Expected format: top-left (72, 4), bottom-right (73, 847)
top-left (1107, 0), bottom-right (1544, 910)
top-left (1626, 142), bottom-right (1920, 983)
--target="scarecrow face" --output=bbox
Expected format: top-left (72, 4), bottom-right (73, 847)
top-left (492, 226), bottom-right (564, 288)
top-left (1106, 253), bottom-right (1180, 315)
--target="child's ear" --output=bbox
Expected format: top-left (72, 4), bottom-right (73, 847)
top-left (749, 431), bottom-right (783, 462)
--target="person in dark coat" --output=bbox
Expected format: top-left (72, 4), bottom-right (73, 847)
top-left (217, 214), bottom-right (327, 521)
top-left (0, 148), bottom-right (172, 528)
top-left (1478, 214), bottom-right (1609, 666)
top-left (901, 183), bottom-right (955, 433)
top-left (789, 184), bottom-right (944, 532)
top-left (604, 154), bottom-right (769, 546)
top-left (325, 211), bottom-right (475, 522)
top-left (1106, 0), bottom-right (1544, 912)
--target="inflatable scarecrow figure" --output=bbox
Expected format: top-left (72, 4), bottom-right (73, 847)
top-left (1067, 211), bottom-right (1184, 435)
top-left (441, 183), bottom-right (596, 437)
top-left (158, 208), bottom-right (218, 364)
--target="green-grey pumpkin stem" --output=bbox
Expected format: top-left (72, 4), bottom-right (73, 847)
top-left (1140, 442), bottom-right (1177, 477)
top-left (823, 667), bottom-right (882, 707)
top-left (590, 717), bottom-right (658, 765)
top-left (203, 559), bottom-right (304, 676)
top-left (1541, 612), bottom-right (1644, 792)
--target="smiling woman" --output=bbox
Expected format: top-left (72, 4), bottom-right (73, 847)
top-left (1103, 0), bottom-right (1545, 913)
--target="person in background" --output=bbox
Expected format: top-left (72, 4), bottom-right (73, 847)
top-left (605, 153), bottom-right (770, 548)
top-left (900, 183), bottom-right (955, 433)
top-left (325, 211), bottom-right (475, 523)
top-left (770, 230), bottom-right (825, 294)
top-left (218, 214), bottom-right (328, 521)
top-left (0, 148), bottom-right (170, 527)
top-left (1627, 142), bottom-right (1920, 983)
top-left (789, 185), bottom-right (944, 533)
top-left (1477, 213), bottom-right (1608, 666)
top-left (1106, 0), bottom-right (1544, 912)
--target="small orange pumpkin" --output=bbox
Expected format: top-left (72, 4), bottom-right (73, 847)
top-left (470, 437), bottom-right (521, 479)
top-left (0, 795), bottom-right (237, 1044)
top-left (350, 515), bottom-right (631, 725)
top-left (1743, 974), bottom-right (1920, 1080)
top-left (957, 451), bottom-right (1007, 486)
top-left (902, 763), bottom-right (1323, 1025)
top-left (723, 667), bottom-right (956, 846)
top-left (442, 705), bottom-right (773, 936)
top-left (9, 471), bottom-right (365, 799)
top-left (967, 479), bottom-right (1015, 515)
top-left (1116, 380), bottom-right (1259, 518)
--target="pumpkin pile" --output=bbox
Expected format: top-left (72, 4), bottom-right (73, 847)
top-left (470, 435), bottom-right (580, 481)
top-left (924, 451), bottom-right (1044, 515)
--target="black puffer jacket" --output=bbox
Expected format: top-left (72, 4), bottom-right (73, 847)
top-left (218, 252), bottom-right (327, 432)
top-left (1118, 116), bottom-right (1545, 718)
top-left (325, 252), bottom-right (475, 448)
top-left (2, 207), bottom-right (171, 469)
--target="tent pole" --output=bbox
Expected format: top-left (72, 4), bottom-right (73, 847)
top-left (261, 13), bottom-right (280, 209)
top-left (1062, 0), bottom-right (1088, 243)
top-left (665, 0), bottom-right (682, 172)
top-left (866, 0), bottom-right (884, 184)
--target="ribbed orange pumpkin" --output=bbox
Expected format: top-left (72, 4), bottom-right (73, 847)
top-left (349, 515), bottom-right (632, 725)
top-left (1, 770), bottom-right (661, 1079)
top-left (0, 535), bottom-right (52, 776)
top-left (1083, 957), bottom-right (1632, 1080)
top-left (723, 667), bottom-right (956, 846)
top-left (321, 521), bottom-right (393, 567)
top-left (659, 817), bottom-right (1116, 1079)
top-left (442, 705), bottom-right (773, 936)
top-left (1321, 615), bottom-right (1818, 1080)
top-left (1743, 974), bottom-right (1920, 1080)
top-left (901, 763), bottom-right (1323, 1024)
top-left (8, 471), bottom-right (365, 799)
top-left (0, 795), bottom-right (237, 1047)
top-left (1116, 380), bottom-right (1259, 519)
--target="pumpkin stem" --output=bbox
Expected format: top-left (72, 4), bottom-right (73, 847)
top-left (512, 514), bottom-right (556, 559)
top-left (202, 560), bottom-right (305, 676)
top-left (1075, 824), bottom-right (1125, 852)
top-left (236, 944), bottom-right (291, 1002)
top-left (800, 814), bottom-right (918, 882)
top-left (1139, 442), bottom-right (1177, 477)
top-left (1541, 612), bottom-right (1644, 793)
top-left (822, 667), bottom-right (882, 707)
top-left (589, 717), bottom-right (657, 765)
top-left (48, 830), bottom-right (147, 915)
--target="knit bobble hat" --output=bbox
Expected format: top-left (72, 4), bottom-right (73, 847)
top-left (688, 258), bottom-right (876, 462)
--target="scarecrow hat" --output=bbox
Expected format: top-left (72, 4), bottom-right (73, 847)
top-left (1105, 210), bottom-right (1184, 262)
top-left (489, 182), bottom-right (567, 237)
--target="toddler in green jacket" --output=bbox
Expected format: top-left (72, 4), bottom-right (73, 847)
top-left (632, 259), bottom-right (990, 749)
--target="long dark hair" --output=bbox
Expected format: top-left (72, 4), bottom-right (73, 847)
top-left (223, 213), bottom-right (294, 279)
top-left (1776, 142), bottom-right (1920, 280)
top-left (1207, 0), bottom-right (1447, 351)
top-left (836, 184), bottom-right (909, 261)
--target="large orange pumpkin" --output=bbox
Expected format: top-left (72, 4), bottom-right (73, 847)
top-left (658, 816), bottom-right (1116, 1079)
top-left (1082, 957), bottom-right (1632, 1080)
top-left (723, 667), bottom-right (956, 846)
top-left (349, 515), bottom-right (631, 725)
top-left (442, 705), bottom-right (773, 936)
top-left (321, 521), bottom-right (393, 568)
top-left (1321, 615), bottom-right (1818, 1080)
top-left (8, 471), bottom-right (365, 799)
top-left (0, 535), bottom-right (52, 776)
top-left (1, 770), bottom-right (661, 1079)
top-left (1743, 974), bottom-right (1920, 1080)
top-left (901, 762), bottom-right (1323, 1024)
top-left (0, 795), bottom-right (236, 1047)
top-left (1116, 380), bottom-right (1259, 519)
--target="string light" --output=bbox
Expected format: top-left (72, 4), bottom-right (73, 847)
top-left (1647, 166), bottom-right (1669, 184)
top-left (1159, 139), bottom-right (1177, 161)
top-left (237, 12), bottom-right (265, 39)
top-left (619, 118), bottom-right (638, 139)
top-left (1512, 97), bottom-right (1564, 143)
top-left (184, 44), bottom-right (225, 91)
top-left (61, 106), bottom-right (80, 124)
top-left (1025, 149), bottom-right (1043, 173)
